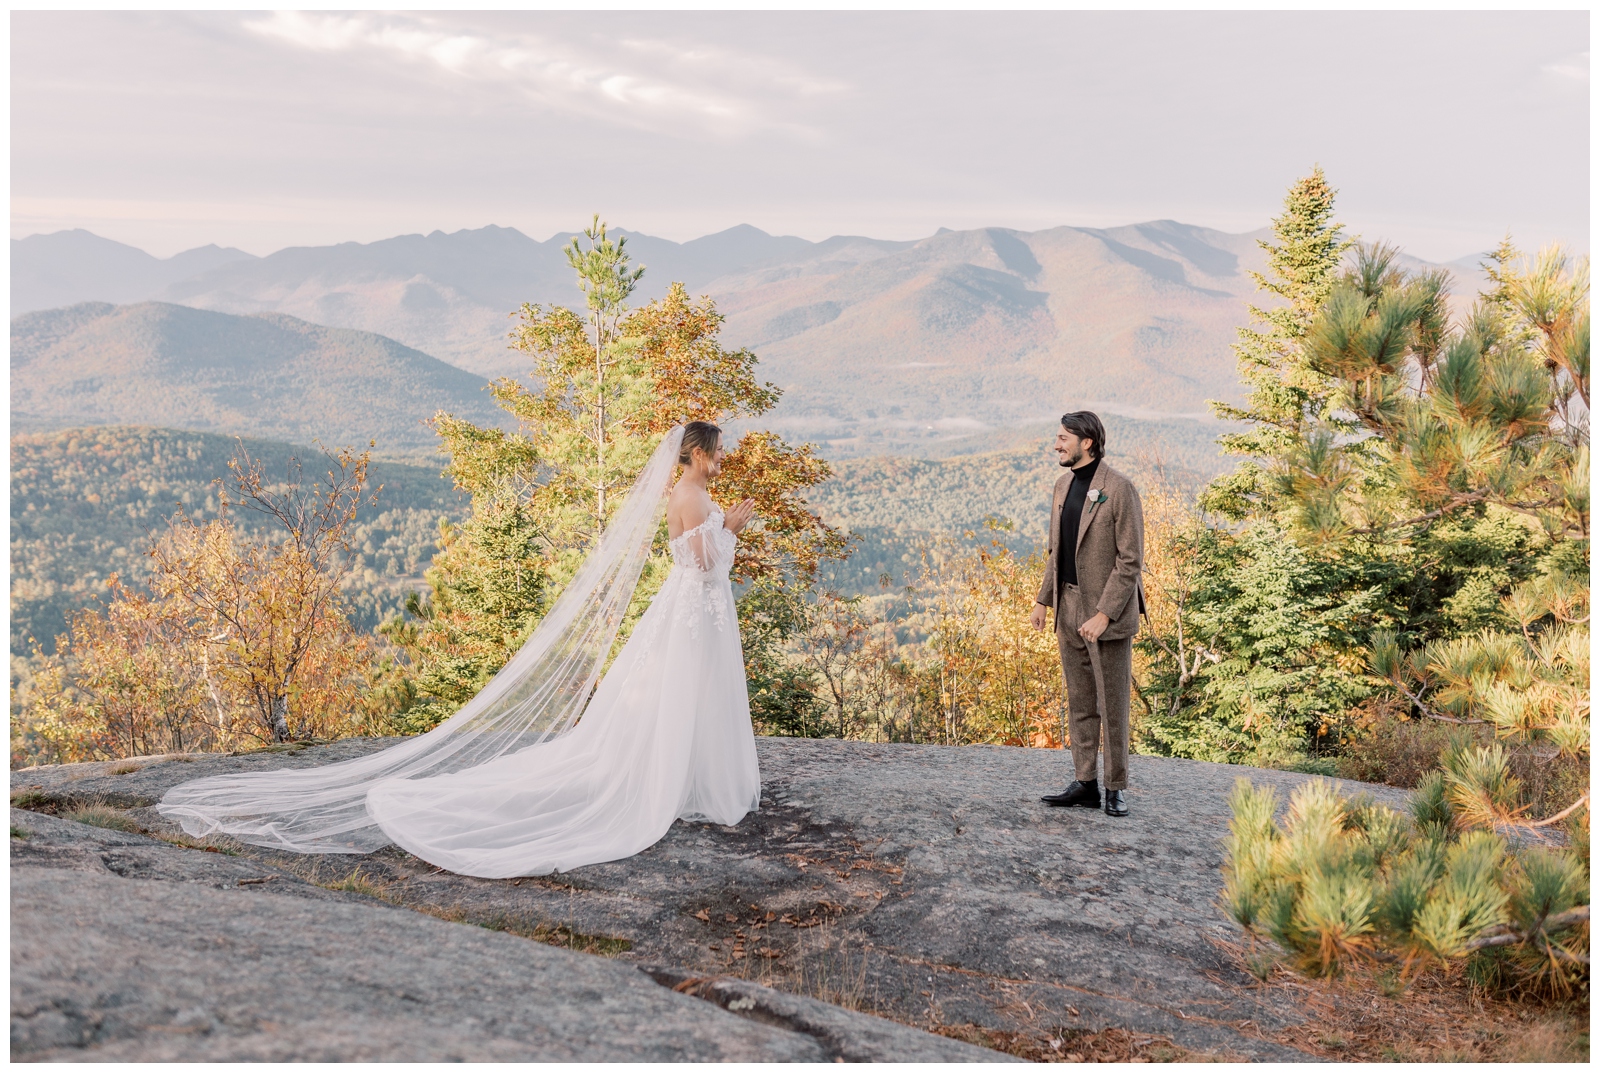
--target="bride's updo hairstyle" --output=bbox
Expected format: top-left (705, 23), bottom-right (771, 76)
top-left (679, 421), bottom-right (722, 466)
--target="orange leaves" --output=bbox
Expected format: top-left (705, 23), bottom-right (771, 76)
top-left (916, 531), bottom-right (1062, 747)
top-left (503, 277), bottom-right (844, 585)
top-left (623, 283), bottom-right (779, 433)
top-left (19, 576), bottom-right (212, 763)
top-left (139, 446), bottom-right (376, 747)
top-left (718, 431), bottom-right (848, 586)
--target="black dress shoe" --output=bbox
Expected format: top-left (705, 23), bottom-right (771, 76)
top-left (1104, 789), bottom-right (1128, 816)
top-left (1041, 780), bottom-right (1101, 808)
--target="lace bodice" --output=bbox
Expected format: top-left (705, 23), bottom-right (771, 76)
top-left (669, 509), bottom-right (737, 579)
top-left (664, 509), bottom-right (738, 639)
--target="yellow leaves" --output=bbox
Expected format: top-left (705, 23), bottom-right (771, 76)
top-left (1542, 706), bottom-right (1592, 762)
top-left (915, 533), bottom-right (1061, 747)
top-left (717, 431), bottom-right (846, 586)
top-left (1422, 631), bottom-right (1531, 719)
top-left (1504, 245), bottom-right (1589, 359)
top-left (623, 284), bottom-right (780, 432)
top-left (15, 582), bottom-right (208, 763)
top-left (1277, 236), bottom-right (1586, 545)
top-left (1439, 743), bottom-right (1533, 837)
top-left (1502, 569), bottom-right (1589, 629)
top-left (428, 411), bottom-right (539, 504)
top-left (1222, 780), bottom-right (1282, 931)
top-left (502, 267), bottom-right (835, 578)
top-left (1230, 778), bottom-right (1385, 977)
top-left (72, 444), bottom-right (379, 750)
top-left (1408, 570), bottom-right (1591, 757)
top-left (1294, 869), bottom-right (1377, 976)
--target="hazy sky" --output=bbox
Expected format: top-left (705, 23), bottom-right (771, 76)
top-left (11, 10), bottom-right (1590, 261)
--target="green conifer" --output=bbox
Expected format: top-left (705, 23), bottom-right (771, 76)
top-left (1204, 167), bottom-right (1353, 520)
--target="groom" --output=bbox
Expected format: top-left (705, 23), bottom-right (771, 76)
top-left (1029, 411), bottom-right (1146, 817)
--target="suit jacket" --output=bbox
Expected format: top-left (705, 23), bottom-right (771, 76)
top-left (1035, 461), bottom-right (1146, 640)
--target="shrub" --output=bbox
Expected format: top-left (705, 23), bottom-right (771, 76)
top-left (1334, 703), bottom-right (1455, 788)
top-left (1223, 765), bottom-right (1588, 996)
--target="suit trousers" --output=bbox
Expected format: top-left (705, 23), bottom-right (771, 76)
top-left (1055, 583), bottom-right (1132, 790)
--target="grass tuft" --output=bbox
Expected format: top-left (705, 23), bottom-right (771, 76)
top-left (10, 788), bottom-right (54, 811)
top-left (326, 867), bottom-right (391, 899)
top-left (64, 803), bottom-right (143, 833)
top-left (419, 901), bottom-right (633, 955)
top-left (150, 830), bottom-right (242, 855)
top-left (489, 918), bottom-right (634, 956)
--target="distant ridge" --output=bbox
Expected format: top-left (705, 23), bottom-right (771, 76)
top-left (11, 229), bottom-right (256, 312)
top-left (10, 302), bottom-right (507, 455)
top-left (12, 224), bottom-right (1491, 453)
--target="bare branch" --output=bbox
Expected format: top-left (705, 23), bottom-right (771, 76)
top-left (1386, 677), bottom-right (1487, 725)
top-left (1526, 793), bottom-right (1589, 828)
top-left (1465, 905), bottom-right (1590, 952)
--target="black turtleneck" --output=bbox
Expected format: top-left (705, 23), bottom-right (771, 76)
top-left (1058, 455), bottom-right (1102, 589)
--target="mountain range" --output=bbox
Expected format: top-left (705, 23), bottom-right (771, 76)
top-left (10, 302), bottom-right (507, 455)
top-left (12, 223), bottom-right (1489, 456)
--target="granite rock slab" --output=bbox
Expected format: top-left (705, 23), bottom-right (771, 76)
top-left (9, 808), bottom-right (998, 1062)
top-left (13, 738), bottom-right (1408, 1060)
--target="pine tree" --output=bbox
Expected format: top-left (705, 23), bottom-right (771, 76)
top-left (1203, 167), bottom-right (1353, 521)
top-left (503, 217), bottom-right (654, 554)
top-left (377, 503), bottom-right (548, 732)
top-left (1223, 771), bottom-right (1588, 996)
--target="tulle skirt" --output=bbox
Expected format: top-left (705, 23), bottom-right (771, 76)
top-left (364, 570), bottom-right (760, 878)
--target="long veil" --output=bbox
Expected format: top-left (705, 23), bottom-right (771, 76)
top-left (159, 425), bottom-right (689, 853)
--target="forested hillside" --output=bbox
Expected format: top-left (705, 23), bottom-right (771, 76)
top-left (805, 414), bottom-right (1227, 592)
top-left (10, 426), bottom-right (466, 654)
top-left (10, 302), bottom-right (508, 455)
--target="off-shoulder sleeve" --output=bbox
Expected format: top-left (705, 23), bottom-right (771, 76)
top-left (682, 516), bottom-right (738, 576)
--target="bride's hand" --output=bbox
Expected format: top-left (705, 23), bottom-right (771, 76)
top-left (723, 499), bottom-right (756, 534)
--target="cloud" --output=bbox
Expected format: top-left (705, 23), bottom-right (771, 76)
top-left (1542, 50), bottom-right (1589, 82)
top-left (242, 11), bottom-right (843, 137)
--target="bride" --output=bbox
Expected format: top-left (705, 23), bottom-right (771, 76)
top-left (159, 422), bottom-right (762, 878)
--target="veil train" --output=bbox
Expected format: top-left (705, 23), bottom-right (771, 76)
top-left (159, 426), bottom-right (691, 858)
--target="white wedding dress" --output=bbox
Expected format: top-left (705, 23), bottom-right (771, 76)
top-left (159, 427), bottom-right (761, 878)
top-left (365, 509), bottom-right (758, 877)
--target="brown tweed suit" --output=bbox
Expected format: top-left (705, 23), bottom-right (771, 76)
top-left (1035, 461), bottom-right (1146, 790)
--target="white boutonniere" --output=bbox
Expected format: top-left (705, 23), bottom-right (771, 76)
top-left (1085, 489), bottom-right (1108, 515)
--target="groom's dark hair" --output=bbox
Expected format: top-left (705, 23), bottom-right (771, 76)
top-left (1060, 411), bottom-right (1105, 459)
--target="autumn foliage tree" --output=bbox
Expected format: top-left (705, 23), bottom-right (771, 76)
top-left (16, 444), bottom-right (383, 762)
top-left (19, 577), bottom-right (213, 762)
top-left (498, 266), bottom-right (846, 586)
top-left (150, 445), bottom-right (379, 743)
top-left (915, 524), bottom-right (1063, 747)
top-left (754, 523), bottom-right (1066, 747)
top-left (388, 218), bottom-right (846, 727)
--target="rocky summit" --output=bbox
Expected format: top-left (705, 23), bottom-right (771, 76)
top-left (11, 737), bottom-right (1408, 1061)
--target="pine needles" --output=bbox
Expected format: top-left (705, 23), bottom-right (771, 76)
top-left (1223, 766), bottom-right (1589, 996)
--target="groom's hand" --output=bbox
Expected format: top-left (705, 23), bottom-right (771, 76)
top-left (1029, 603), bottom-right (1050, 632)
top-left (1078, 612), bottom-right (1110, 644)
